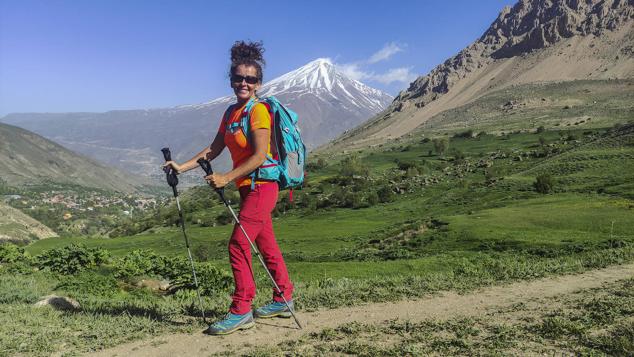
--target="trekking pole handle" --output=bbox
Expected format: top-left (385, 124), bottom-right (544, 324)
top-left (197, 158), bottom-right (228, 202)
top-left (161, 147), bottom-right (179, 192)
top-left (197, 157), bottom-right (213, 175)
top-left (161, 147), bottom-right (172, 172)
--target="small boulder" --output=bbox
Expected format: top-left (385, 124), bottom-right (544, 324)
top-left (136, 279), bottom-right (171, 292)
top-left (34, 295), bottom-right (81, 311)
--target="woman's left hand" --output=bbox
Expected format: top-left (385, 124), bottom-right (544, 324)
top-left (206, 173), bottom-right (230, 189)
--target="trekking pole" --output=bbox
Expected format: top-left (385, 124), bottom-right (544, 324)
top-left (197, 158), bottom-right (302, 330)
top-left (161, 148), bottom-right (206, 323)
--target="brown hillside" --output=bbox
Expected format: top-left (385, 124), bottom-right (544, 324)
top-left (327, 0), bottom-right (634, 150)
top-left (0, 201), bottom-right (57, 243)
top-left (0, 122), bottom-right (151, 193)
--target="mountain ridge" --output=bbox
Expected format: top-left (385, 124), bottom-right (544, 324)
top-left (326, 0), bottom-right (634, 150)
top-left (0, 122), bottom-right (151, 193)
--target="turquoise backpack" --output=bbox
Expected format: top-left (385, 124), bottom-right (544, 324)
top-left (223, 96), bottom-right (306, 190)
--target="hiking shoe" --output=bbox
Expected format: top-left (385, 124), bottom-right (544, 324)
top-left (254, 300), bottom-right (294, 319)
top-left (204, 312), bottom-right (254, 335)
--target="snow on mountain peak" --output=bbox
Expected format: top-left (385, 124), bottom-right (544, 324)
top-left (259, 58), bottom-right (392, 112)
top-left (261, 57), bottom-right (338, 94)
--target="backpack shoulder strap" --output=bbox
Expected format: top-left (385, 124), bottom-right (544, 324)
top-left (222, 104), bottom-right (236, 132)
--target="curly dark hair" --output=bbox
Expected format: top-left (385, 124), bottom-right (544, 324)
top-left (229, 40), bottom-right (265, 83)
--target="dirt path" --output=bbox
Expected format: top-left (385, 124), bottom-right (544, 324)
top-left (91, 263), bottom-right (634, 356)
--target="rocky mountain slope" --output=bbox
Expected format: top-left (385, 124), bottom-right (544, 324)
top-left (328, 0), bottom-right (634, 150)
top-left (0, 122), bottom-right (150, 193)
top-left (1, 59), bottom-right (392, 180)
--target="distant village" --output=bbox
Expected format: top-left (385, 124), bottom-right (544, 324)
top-left (2, 190), bottom-right (166, 220)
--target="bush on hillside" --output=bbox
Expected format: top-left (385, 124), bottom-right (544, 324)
top-left (534, 174), bottom-right (554, 194)
top-left (377, 185), bottom-right (394, 203)
top-left (339, 155), bottom-right (369, 177)
top-left (112, 249), bottom-right (231, 295)
top-left (394, 159), bottom-right (419, 171)
top-left (36, 244), bottom-right (110, 275)
top-left (306, 157), bottom-right (327, 172)
top-left (367, 192), bottom-right (379, 206)
top-left (406, 167), bottom-right (420, 178)
top-left (0, 243), bottom-right (28, 264)
top-left (0, 243), bottom-right (33, 273)
top-left (216, 210), bottom-right (234, 226)
top-left (450, 148), bottom-right (466, 163)
top-left (453, 129), bottom-right (474, 139)
top-left (432, 137), bottom-right (449, 156)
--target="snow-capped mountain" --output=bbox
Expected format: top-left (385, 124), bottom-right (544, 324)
top-left (262, 58), bottom-right (390, 113)
top-left (1, 58), bottom-right (392, 181)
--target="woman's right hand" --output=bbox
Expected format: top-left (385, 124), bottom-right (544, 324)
top-left (162, 160), bottom-right (182, 174)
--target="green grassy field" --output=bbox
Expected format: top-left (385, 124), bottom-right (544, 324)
top-left (3, 92), bottom-right (634, 355)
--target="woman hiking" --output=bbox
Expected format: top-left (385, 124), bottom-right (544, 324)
top-left (162, 40), bottom-right (294, 335)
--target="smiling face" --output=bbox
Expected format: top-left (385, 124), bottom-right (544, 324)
top-left (231, 64), bottom-right (261, 104)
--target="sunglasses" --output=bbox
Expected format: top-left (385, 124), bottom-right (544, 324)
top-left (231, 75), bottom-right (259, 85)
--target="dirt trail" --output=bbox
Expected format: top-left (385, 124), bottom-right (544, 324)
top-left (91, 263), bottom-right (634, 356)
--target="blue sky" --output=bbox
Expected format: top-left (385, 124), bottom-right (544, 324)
top-left (0, 0), bottom-right (513, 116)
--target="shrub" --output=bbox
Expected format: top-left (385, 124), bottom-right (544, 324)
top-left (339, 155), bottom-right (369, 177)
top-left (432, 137), bottom-right (449, 156)
top-left (36, 244), bottom-right (110, 275)
top-left (193, 244), bottom-right (210, 262)
top-left (216, 210), bottom-right (234, 225)
top-left (536, 126), bottom-right (546, 133)
top-left (0, 243), bottom-right (28, 264)
top-left (306, 157), bottom-right (327, 172)
top-left (450, 148), bottom-right (465, 162)
top-left (534, 174), bottom-right (554, 194)
top-left (377, 186), bottom-right (394, 203)
top-left (395, 159), bottom-right (418, 171)
top-left (0, 243), bottom-right (33, 273)
top-left (112, 249), bottom-right (231, 296)
top-left (194, 263), bottom-right (233, 295)
top-left (406, 167), bottom-right (420, 178)
top-left (367, 192), bottom-right (379, 206)
top-left (112, 249), bottom-right (162, 279)
top-left (453, 129), bottom-right (474, 139)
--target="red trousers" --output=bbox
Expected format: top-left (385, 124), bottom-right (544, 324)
top-left (229, 182), bottom-right (294, 314)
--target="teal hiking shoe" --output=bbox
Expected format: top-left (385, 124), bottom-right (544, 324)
top-left (254, 300), bottom-right (294, 319)
top-left (204, 312), bottom-right (254, 335)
